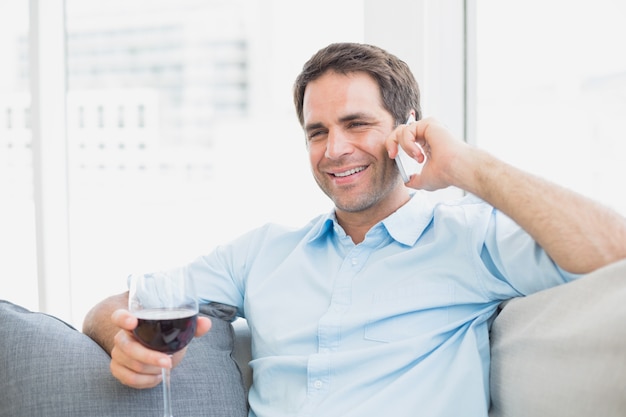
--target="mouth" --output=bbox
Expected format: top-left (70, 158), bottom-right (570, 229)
top-left (331, 166), bottom-right (367, 178)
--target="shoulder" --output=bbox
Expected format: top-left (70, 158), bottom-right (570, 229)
top-left (425, 194), bottom-right (506, 249)
top-left (222, 213), bottom-right (329, 253)
top-left (432, 193), bottom-right (495, 223)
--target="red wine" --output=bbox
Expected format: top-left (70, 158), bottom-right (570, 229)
top-left (133, 308), bottom-right (198, 354)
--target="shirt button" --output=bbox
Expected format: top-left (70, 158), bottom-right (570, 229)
top-left (314, 380), bottom-right (323, 389)
top-left (351, 258), bottom-right (358, 266)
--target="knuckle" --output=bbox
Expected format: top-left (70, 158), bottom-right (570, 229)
top-left (111, 358), bottom-right (160, 389)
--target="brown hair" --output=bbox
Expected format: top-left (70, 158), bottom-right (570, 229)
top-left (293, 42), bottom-right (422, 127)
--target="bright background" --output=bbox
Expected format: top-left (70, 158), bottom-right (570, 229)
top-left (1, 0), bottom-right (624, 327)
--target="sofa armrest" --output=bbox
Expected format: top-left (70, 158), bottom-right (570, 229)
top-left (0, 301), bottom-right (248, 417)
top-left (489, 259), bottom-right (626, 417)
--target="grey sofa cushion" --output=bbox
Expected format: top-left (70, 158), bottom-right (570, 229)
top-left (0, 300), bottom-right (248, 417)
top-left (489, 259), bottom-right (626, 417)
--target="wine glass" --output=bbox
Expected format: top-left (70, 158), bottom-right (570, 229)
top-left (128, 269), bottom-right (199, 417)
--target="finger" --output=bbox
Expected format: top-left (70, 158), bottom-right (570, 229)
top-left (389, 124), bottom-right (426, 162)
top-left (110, 338), bottom-right (166, 389)
top-left (111, 308), bottom-right (138, 330)
top-left (405, 122), bottom-right (432, 158)
top-left (413, 141), bottom-right (428, 163)
top-left (168, 317), bottom-right (211, 368)
top-left (195, 316), bottom-right (212, 337)
top-left (404, 172), bottom-right (427, 190)
top-left (387, 125), bottom-right (417, 158)
top-left (110, 356), bottom-right (163, 389)
top-left (113, 328), bottom-right (172, 370)
top-left (385, 129), bottom-right (402, 159)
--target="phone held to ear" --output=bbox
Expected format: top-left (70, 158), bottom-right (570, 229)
top-left (394, 114), bottom-right (426, 183)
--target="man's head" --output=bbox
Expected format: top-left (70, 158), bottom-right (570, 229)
top-left (295, 43), bottom-right (419, 225)
top-left (293, 42), bottom-right (422, 128)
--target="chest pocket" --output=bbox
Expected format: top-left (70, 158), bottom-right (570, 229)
top-left (364, 283), bottom-right (454, 343)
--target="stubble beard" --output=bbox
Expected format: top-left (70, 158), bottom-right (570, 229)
top-left (315, 168), bottom-right (399, 214)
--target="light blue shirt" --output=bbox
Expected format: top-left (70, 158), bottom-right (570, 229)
top-left (187, 191), bottom-right (579, 417)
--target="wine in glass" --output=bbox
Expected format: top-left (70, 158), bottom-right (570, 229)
top-left (128, 270), bottom-right (198, 417)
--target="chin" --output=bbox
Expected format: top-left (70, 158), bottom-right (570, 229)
top-left (333, 195), bottom-right (378, 213)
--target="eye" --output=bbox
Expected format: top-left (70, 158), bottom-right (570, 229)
top-left (348, 121), bottom-right (368, 129)
top-left (307, 129), bottom-right (327, 142)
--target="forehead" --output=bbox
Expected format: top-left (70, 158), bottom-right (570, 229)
top-left (302, 71), bottom-right (385, 123)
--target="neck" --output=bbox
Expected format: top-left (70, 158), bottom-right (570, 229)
top-left (335, 188), bottom-right (411, 244)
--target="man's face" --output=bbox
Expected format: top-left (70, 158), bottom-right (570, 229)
top-left (302, 71), bottom-right (404, 215)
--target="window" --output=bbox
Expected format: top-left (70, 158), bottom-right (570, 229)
top-left (0, 2), bottom-right (38, 311)
top-left (473, 0), bottom-right (626, 214)
top-left (15, 1), bottom-right (619, 327)
top-left (63, 0), bottom-right (365, 326)
top-left (2, 0), bottom-right (370, 326)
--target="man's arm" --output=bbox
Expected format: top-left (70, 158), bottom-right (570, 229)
top-left (82, 292), bottom-right (129, 354)
top-left (388, 117), bottom-right (626, 274)
top-left (457, 147), bottom-right (626, 274)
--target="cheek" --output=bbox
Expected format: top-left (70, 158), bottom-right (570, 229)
top-left (307, 143), bottom-right (325, 168)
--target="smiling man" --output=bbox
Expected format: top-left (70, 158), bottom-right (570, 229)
top-left (84, 42), bottom-right (626, 417)
top-left (302, 71), bottom-right (409, 243)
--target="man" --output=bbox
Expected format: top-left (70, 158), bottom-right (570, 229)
top-left (84, 43), bottom-right (626, 416)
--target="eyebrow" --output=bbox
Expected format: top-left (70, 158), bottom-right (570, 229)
top-left (304, 122), bottom-right (325, 136)
top-left (339, 112), bottom-right (373, 123)
top-left (305, 112), bottom-right (375, 132)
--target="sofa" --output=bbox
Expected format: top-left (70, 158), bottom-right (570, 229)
top-left (1, 258), bottom-right (625, 417)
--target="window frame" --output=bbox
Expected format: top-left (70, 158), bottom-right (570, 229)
top-left (30, 0), bottom-right (73, 322)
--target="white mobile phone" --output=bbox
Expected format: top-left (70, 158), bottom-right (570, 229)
top-left (394, 114), bottom-right (424, 183)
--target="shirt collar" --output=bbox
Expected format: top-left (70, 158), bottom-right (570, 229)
top-left (307, 211), bottom-right (336, 243)
top-left (307, 191), bottom-right (435, 247)
top-left (381, 191), bottom-right (435, 246)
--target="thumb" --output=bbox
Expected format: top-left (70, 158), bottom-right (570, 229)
top-left (195, 316), bottom-right (212, 338)
top-left (111, 308), bottom-right (138, 330)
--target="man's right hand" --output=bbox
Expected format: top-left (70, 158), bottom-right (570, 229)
top-left (109, 308), bottom-right (211, 389)
top-left (83, 292), bottom-right (212, 389)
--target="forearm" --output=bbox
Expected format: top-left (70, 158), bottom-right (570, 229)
top-left (82, 292), bottom-right (129, 355)
top-left (457, 148), bottom-right (626, 274)
top-left (393, 118), bottom-right (626, 273)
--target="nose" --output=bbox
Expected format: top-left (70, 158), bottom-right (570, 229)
top-left (324, 128), bottom-right (354, 160)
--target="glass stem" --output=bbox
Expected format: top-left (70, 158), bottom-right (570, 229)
top-left (162, 355), bottom-right (173, 417)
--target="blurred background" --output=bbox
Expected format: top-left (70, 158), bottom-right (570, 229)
top-left (1, 0), bottom-right (625, 327)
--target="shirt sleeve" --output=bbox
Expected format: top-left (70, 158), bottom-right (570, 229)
top-left (480, 208), bottom-right (581, 296)
top-left (184, 229), bottom-right (256, 318)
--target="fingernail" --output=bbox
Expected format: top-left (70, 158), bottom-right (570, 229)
top-left (159, 357), bottom-right (171, 368)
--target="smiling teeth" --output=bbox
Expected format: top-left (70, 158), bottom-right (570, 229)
top-left (334, 167), bottom-right (365, 177)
